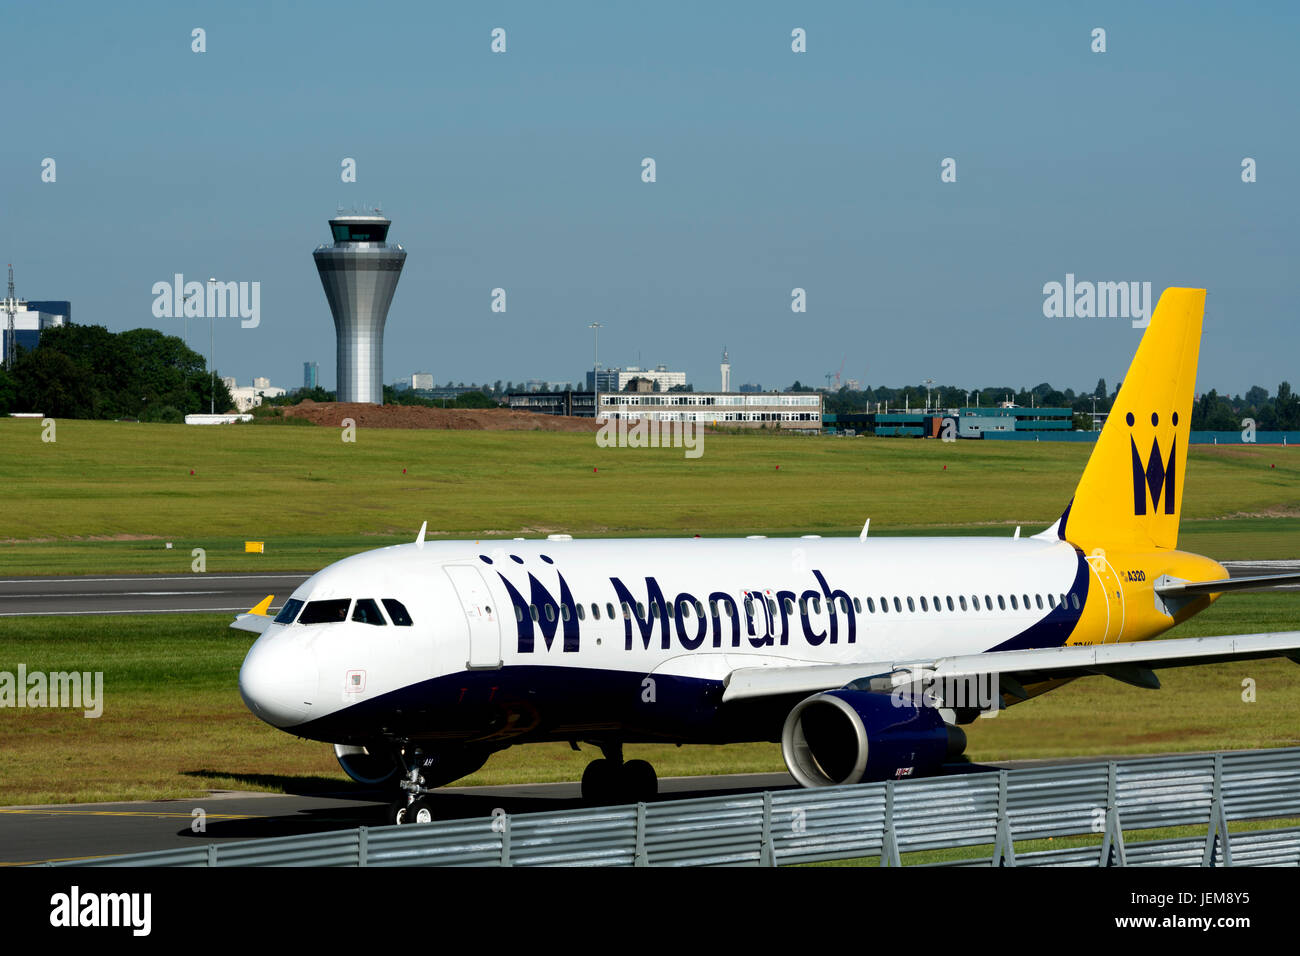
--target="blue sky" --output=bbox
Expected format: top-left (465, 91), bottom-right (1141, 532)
top-left (5, 1), bottom-right (1296, 396)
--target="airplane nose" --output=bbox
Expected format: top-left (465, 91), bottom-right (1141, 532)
top-left (239, 633), bottom-right (318, 728)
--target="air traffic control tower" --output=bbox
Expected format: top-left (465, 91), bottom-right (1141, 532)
top-left (313, 214), bottom-right (406, 404)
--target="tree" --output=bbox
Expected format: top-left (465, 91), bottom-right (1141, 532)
top-left (1094, 378), bottom-right (1107, 400)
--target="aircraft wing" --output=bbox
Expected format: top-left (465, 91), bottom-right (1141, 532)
top-left (721, 630), bottom-right (1300, 702)
top-left (230, 595), bottom-right (276, 635)
top-left (1155, 572), bottom-right (1300, 597)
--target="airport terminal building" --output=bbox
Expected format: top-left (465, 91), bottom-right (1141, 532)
top-left (598, 391), bottom-right (823, 432)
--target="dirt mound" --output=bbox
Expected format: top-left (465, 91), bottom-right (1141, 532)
top-left (278, 402), bottom-right (602, 431)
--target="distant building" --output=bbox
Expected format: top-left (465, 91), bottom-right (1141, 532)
top-left (598, 391), bottom-right (821, 432)
top-left (411, 372), bottom-right (434, 390)
top-left (223, 377), bottom-right (287, 412)
top-left (739, 383), bottom-right (763, 393)
top-left (303, 361), bottom-right (319, 390)
top-left (584, 368), bottom-right (619, 392)
top-left (720, 347), bottom-right (731, 393)
top-left (1, 304), bottom-right (66, 363)
top-left (507, 390), bottom-right (595, 417)
top-left (618, 365), bottom-right (686, 391)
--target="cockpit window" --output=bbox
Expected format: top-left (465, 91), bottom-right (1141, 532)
top-left (299, 598), bottom-right (351, 624)
top-left (274, 598), bottom-right (304, 625)
top-left (352, 598), bottom-right (387, 626)
top-left (382, 598), bottom-right (413, 626)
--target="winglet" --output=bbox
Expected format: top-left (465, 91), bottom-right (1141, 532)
top-left (416, 520), bottom-right (427, 550)
top-left (858, 518), bottom-right (870, 542)
top-left (249, 594), bottom-right (274, 616)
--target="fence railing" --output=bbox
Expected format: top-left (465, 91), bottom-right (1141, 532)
top-left (44, 747), bottom-right (1300, 867)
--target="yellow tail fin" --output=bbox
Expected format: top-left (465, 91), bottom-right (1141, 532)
top-left (1057, 287), bottom-right (1205, 553)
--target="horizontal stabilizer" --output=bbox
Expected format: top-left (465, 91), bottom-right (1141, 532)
top-left (1155, 572), bottom-right (1300, 597)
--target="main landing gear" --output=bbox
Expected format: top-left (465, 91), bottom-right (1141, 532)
top-left (580, 743), bottom-right (658, 805)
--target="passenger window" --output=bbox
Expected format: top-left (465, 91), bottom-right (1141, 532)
top-left (840, 597), bottom-right (850, 615)
top-left (299, 598), bottom-right (351, 625)
top-left (853, 597), bottom-right (862, 613)
top-left (529, 604), bottom-right (539, 621)
top-left (1009, 595), bottom-right (1018, 610)
top-left (867, 597), bottom-right (876, 613)
top-left (591, 603), bottom-right (600, 620)
top-left (1036, 594), bottom-right (1044, 610)
top-left (622, 602), bottom-right (631, 619)
top-left (784, 598), bottom-right (794, 614)
top-left (381, 598), bottom-right (413, 626)
top-left (352, 598), bottom-right (387, 626)
top-left (514, 606), bottom-right (523, 623)
top-left (906, 597), bottom-right (915, 612)
top-left (561, 605), bottom-right (571, 621)
top-left (919, 596), bottom-right (929, 612)
top-left (545, 604), bottom-right (556, 622)
top-left (959, 595), bottom-right (968, 611)
top-left (637, 601), bottom-right (646, 618)
top-left (274, 598), bottom-right (304, 625)
top-left (695, 600), bottom-right (705, 617)
top-left (893, 597), bottom-right (902, 613)
top-left (998, 595), bottom-right (1006, 610)
top-left (1071, 593), bottom-right (1080, 610)
top-left (680, 600), bottom-right (691, 618)
top-left (607, 603), bottom-right (616, 619)
top-left (984, 595), bottom-right (993, 610)
top-left (767, 598), bottom-right (777, 616)
top-left (745, 598), bottom-right (754, 615)
top-left (946, 596), bottom-right (955, 611)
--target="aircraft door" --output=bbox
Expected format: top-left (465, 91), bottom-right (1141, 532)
top-left (1085, 548), bottom-right (1126, 644)
top-left (445, 565), bottom-right (503, 669)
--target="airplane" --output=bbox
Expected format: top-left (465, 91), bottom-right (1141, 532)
top-left (233, 287), bottom-right (1300, 825)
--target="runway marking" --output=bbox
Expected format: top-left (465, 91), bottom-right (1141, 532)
top-left (0, 607), bottom-right (266, 617)
top-left (0, 575), bottom-right (309, 585)
top-left (0, 808), bottom-right (257, 819)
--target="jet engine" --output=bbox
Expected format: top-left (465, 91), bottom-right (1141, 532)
top-left (334, 743), bottom-right (401, 786)
top-left (781, 689), bottom-right (967, 787)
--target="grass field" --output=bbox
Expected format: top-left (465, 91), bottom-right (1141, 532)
top-left (0, 417), bottom-right (1296, 806)
top-left (0, 593), bottom-right (1295, 806)
top-left (0, 418), bottom-right (1297, 575)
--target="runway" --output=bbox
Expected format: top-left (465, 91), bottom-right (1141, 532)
top-left (0, 572), bottom-right (306, 617)
top-left (0, 561), bottom-right (1295, 617)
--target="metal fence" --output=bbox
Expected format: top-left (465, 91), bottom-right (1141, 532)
top-left (45, 747), bottom-right (1300, 867)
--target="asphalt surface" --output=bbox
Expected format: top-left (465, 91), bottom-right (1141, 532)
top-left (0, 753), bottom-right (1171, 866)
top-left (0, 572), bottom-right (306, 617)
top-left (0, 560), bottom-right (1295, 618)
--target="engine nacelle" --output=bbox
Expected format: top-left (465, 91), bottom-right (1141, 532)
top-left (334, 743), bottom-right (401, 786)
top-left (781, 689), bottom-right (967, 787)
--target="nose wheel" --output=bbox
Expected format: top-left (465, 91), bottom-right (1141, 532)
top-left (580, 745), bottom-right (658, 804)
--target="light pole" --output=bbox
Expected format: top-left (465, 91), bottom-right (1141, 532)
top-left (588, 321), bottom-right (602, 402)
top-left (208, 277), bottom-right (217, 413)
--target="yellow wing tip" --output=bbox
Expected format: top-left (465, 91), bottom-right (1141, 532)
top-left (249, 594), bottom-right (275, 616)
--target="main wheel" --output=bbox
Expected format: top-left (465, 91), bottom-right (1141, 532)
top-left (621, 759), bottom-right (658, 803)
top-left (406, 796), bottom-right (435, 824)
top-left (581, 758), bottom-right (620, 804)
top-left (387, 797), bottom-right (411, 826)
